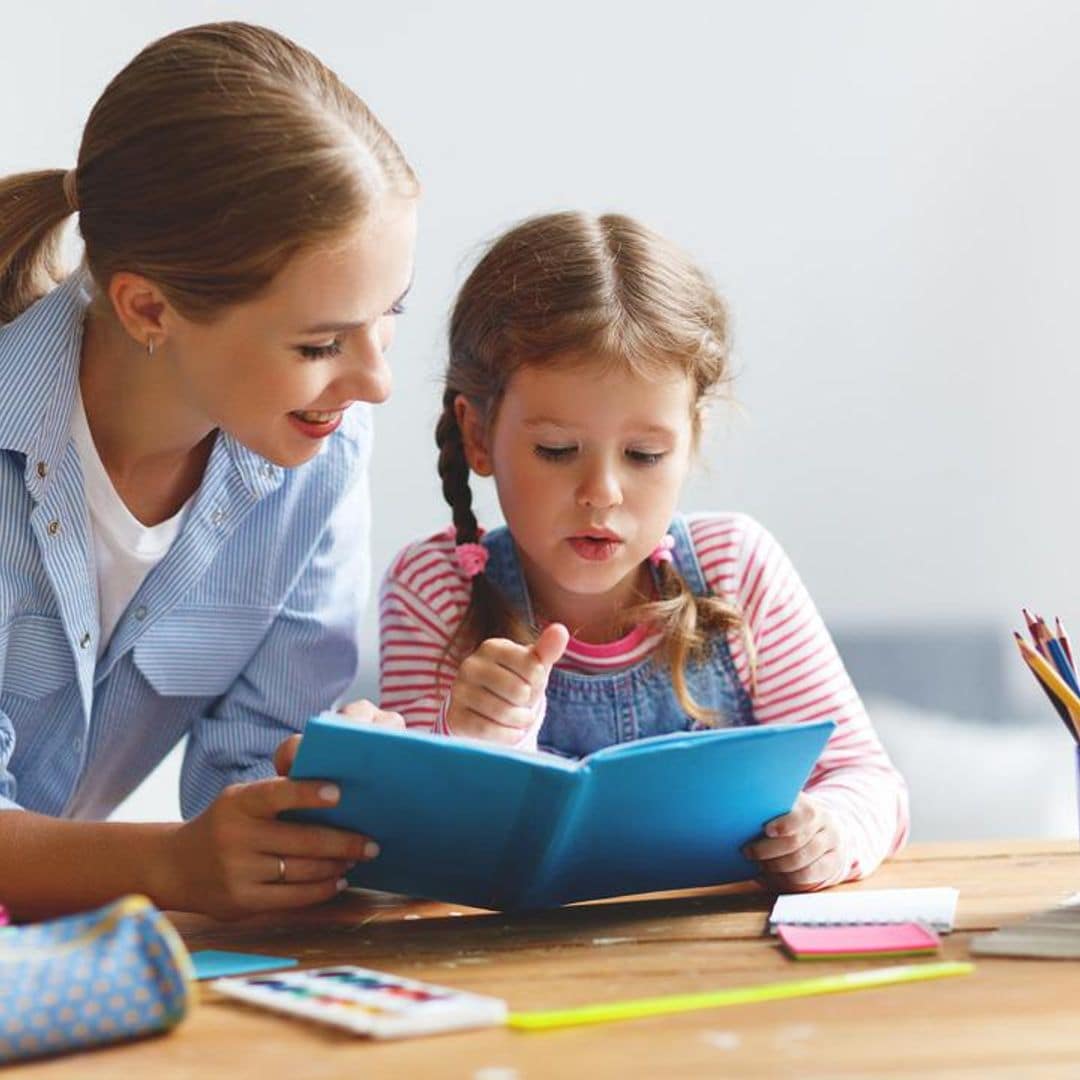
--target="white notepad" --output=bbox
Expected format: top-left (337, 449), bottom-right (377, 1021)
top-left (769, 887), bottom-right (959, 934)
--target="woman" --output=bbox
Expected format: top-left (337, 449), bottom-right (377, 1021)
top-left (0, 22), bottom-right (416, 919)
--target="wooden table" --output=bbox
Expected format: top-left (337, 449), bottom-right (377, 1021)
top-left (15, 840), bottom-right (1080, 1078)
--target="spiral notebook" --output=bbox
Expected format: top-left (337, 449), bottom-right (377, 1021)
top-left (769, 887), bottom-right (959, 934)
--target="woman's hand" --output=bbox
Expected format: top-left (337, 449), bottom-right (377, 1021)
top-left (742, 793), bottom-right (846, 892)
top-left (157, 776), bottom-right (380, 920)
top-left (273, 701), bottom-right (406, 777)
top-left (337, 698), bottom-right (407, 729)
top-left (446, 623), bottom-right (570, 744)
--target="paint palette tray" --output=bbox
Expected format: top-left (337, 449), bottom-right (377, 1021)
top-left (212, 964), bottom-right (507, 1039)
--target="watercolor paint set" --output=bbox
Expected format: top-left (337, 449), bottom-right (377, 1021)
top-left (211, 965), bottom-right (508, 1039)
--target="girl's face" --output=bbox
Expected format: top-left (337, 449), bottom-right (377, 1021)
top-left (158, 195), bottom-right (417, 468)
top-left (467, 359), bottom-right (697, 625)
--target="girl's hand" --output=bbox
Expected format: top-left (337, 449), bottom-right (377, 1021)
top-left (446, 623), bottom-right (570, 744)
top-left (742, 793), bottom-right (845, 892)
top-left (159, 776), bottom-right (380, 920)
top-left (273, 701), bottom-right (406, 776)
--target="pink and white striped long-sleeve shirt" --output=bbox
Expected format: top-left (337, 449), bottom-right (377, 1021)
top-left (379, 512), bottom-right (909, 881)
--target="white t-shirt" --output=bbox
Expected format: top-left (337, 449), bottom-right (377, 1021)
top-left (70, 391), bottom-right (191, 658)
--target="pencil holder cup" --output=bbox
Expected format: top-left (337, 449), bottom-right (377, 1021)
top-left (0, 895), bottom-right (193, 1064)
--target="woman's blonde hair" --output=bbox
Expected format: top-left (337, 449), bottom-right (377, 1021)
top-left (0, 21), bottom-right (418, 325)
top-left (438, 210), bottom-right (747, 723)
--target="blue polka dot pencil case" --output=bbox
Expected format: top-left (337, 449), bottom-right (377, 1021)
top-left (0, 894), bottom-right (193, 1063)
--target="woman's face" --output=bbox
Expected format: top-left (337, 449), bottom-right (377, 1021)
top-left (161, 195), bottom-right (417, 468)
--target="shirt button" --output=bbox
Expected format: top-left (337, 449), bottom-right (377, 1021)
top-left (36, 461), bottom-right (48, 479)
top-left (211, 508), bottom-right (226, 526)
top-left (47, 519), bottom-right (61, 536)
top-left (260, 463), bottom-right (275, 478)
top-left (133, 605), bottom-right (148, 621)
top-left (78, 632), bottom-right (91, 649)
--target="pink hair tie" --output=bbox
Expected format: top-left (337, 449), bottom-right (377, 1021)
top-left (648, 533), bottom-right (675, 566)
top-left (455, 542), bottom-right (489, 578)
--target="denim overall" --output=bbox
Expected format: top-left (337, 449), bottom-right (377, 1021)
top-left (481, 515), bottom-right (755, 759)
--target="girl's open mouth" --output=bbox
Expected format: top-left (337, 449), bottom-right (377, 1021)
top-left (567, 535), bottom-right (622, 562)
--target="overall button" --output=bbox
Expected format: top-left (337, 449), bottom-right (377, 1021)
top-left (78, 632), bottom-right (91, 649)
top-left (47, 519), bottom-right (61, 536)
top-left (133, 605), bottom-right (148, 621)
top-left (36, 461), bottom-right (48, 479)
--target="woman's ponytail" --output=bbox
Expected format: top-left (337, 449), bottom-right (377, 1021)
top-left (0, 169), bottom-right (75, 324)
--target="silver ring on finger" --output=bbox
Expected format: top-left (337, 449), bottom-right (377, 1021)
top-left (276, 855), bottom-right (287, 884)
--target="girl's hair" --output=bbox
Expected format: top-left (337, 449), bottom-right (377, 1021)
top-left (0, 21), bottom-right (418, 325)
top-left (437, 210), bottom-right (748, 723)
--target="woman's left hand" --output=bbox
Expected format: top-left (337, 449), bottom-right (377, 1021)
top-left (273, 700), bottom-right (406, 776)
top-left (742, 793), bottom-right (845, 892)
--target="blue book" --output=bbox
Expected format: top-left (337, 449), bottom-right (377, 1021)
top-left (289, 715), bottom-right (836, 911)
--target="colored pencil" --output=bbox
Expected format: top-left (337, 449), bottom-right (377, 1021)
top-left (1055, 616), bottom-right (1075, 673)
top-left (1033, 615), bottom-right (1055, 660)
top-left (1021, 647), bottom-right (1079, 740)
top-left (1014, 634), bottom-right (1080, 740)
top-left (1047, 638), bottom-right (1080, 696)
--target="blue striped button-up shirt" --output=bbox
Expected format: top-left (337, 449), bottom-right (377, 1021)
top-left (0, 272), bottom-right (371, 819)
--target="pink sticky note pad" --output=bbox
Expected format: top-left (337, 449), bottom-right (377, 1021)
top-left (776, 922), bottom-right (941, 960)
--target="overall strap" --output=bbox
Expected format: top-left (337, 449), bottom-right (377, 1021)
top-left (479, 526), bottom-right (535, 625)
top-left (663, 515), bottom-right (710, 597)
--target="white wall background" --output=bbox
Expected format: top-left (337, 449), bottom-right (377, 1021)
top-left (5, 1), bottom-right (1080, 832)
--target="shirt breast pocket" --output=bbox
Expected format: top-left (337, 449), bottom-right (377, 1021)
top-left (0, 614), bottom-right (78, 699)
top-left (134, 605), bottom-right (279, 698)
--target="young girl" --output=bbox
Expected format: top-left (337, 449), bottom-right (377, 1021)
top-left (379, 211), bottom-right (909, 892)
top-left (0, 22), bottom-right (414, 919)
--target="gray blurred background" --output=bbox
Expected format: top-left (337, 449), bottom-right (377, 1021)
top-left (5, 0), bottom-right (1078, 838)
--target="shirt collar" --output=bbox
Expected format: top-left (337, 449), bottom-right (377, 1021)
top-left (0, 268), bottom-right (286, 503)
top-left (224, 433), bottom-right (285, 500)
top-left (0, 270), bottom-right (89, 501)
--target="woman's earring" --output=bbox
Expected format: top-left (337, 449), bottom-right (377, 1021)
top-left (147, 338), bottom-right (155, 359)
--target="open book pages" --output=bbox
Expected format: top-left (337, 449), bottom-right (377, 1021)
top-left (970, 893), bottom-right (1080, 959)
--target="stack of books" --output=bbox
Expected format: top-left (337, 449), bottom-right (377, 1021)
top-left (972, 894), bottom-right (1080, 959)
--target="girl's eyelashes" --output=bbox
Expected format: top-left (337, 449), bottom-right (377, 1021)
top-left (627, 449), bottom-right (666, 465)
top-left (534, 444), bottom-right (577, 461)
top-left (533, 445), bottom-right (667, 465)
top-left (297, 339), bottom-right (344, 360)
